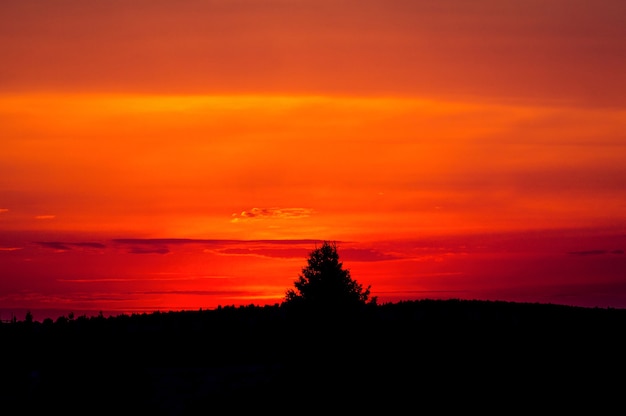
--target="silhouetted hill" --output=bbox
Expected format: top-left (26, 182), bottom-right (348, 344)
top-left (2, 299), bottom-right (625, 414)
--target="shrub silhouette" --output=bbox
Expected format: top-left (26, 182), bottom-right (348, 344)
top-left (283, 241), bottom-right (376, 311)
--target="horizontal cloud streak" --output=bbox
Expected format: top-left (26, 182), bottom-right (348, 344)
top-left (113, 238), bottom-right (323, 246)
top-left (128, 247), bottom-right (170, 255)
top-left (0, 247), bottom-right (22, 251)
top-left (36, 242), bottom-right (71, 251)
top-left (216, 248), bottom-right (309, 259)
top-left (568, 250), bottom-right (624, 256)
top-left (113, 238), bottom-right (326, 256)
top-left (340, 248), bottom-right (404, 262)
top-left (59, 274), bottom-right (232, 283)
top-left (36, 241), bottom-right (106, 251)
top-left (231, 207), bottom-right (315, 222)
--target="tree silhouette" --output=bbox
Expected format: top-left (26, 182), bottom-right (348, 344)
top-left (283, 241), bottom-right (376, 311)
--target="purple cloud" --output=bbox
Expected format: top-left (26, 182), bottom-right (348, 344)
top-left (340, 248), bottom-right (404, 262)
top-left (36, 241), bottom-right (72, 251)
top-left (128, 247), bottom-right (170, 255)
top-left (568, 250), bottom-right (624, 256)
top-left (36, 241), bottom-right (106, 251)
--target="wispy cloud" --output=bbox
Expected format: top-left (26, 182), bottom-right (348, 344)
top-left (114, 238), bottom-right (232, 246)
top-left (59, 274), bottom-right (231, 283)
top-left (568, 249), bottom-right (624, 256)
top-left (214, 244), bottom-right (405, 262)
top-left (113, 238), bottom-right (322, 258)
top-left (0, 208), bottom-right (8, 214)
top-left (73, 242), bottom-right (107, 249)
top-left (36, 241), bottom-right (106, 252)
top-left (110, 238), bottom-right (404, 262)
top-left (113, 238), bottom-right (323, 255)
top-left (231, 207), bottom-right (314, 222)
top-left (35, 215), bottom-right (55, 220)
top-left (128, 247), bottom-right (170, 255)
top-left (340, 248), bottom-right (404, 262)
top-left (216, 247), bottom-right (310, 259)
top-left (36, 242), bottom-right (71, 251)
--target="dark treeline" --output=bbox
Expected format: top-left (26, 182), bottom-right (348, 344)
top-left (1, 299), bottom-right (626, 414)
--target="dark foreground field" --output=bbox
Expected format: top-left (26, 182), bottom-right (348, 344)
top-left (2, 299), bottom-right (625, 414)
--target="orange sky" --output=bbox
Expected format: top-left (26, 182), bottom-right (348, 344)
top-left (1, 0), bottom-right (625, 321)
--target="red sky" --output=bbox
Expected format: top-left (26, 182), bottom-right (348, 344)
top-left (1, 0), bottom-right (625, 321)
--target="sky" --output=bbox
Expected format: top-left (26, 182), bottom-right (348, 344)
top-left (1, 0), bottom-right (625, 322)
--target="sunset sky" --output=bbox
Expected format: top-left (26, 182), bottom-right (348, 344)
top-left (2, 0), bottom-right (625, 321)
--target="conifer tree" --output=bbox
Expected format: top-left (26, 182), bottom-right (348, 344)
top-left (284, 241), bottom-right (376, 309)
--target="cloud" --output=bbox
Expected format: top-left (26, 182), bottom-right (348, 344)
top-left (215, 244), bottom-right (405, 262)
top-left (568, 250), bottom-right (625, 256)
top-left (0, 208), bottom-right (8, 213)
top-left (231, 207), bottom-right (314, 222)
top-left (114, 238), bottom-right (229, 246)
top-left (111, 238), bottom-right (405, 262)
top-left (73, 242), bottom-right (106, 249)
top-left (128, 247), bottom-right (170, 255)
top-left (36, 242), bottom-right (72, 251)
top-left (112, 238), bottom-right (334, 257)
top-left (30, 237), bottom-right (404, 261)
top-left (113, 238), bottom-right (323, 255)
top-left (59, 274), bottom-right (231, 283)
top-left (340, 248), bottom-right (404, 262)
top-left (35, 215), bottom-right (55, 220)
top-left (216, 247), bottom-right (310, 259)
top-left (58, 278), bottom-right (140, 283)
top-left (144, 290), bottom-right (248, 296)
top-left (36, 241), bottom-right (106, 252)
